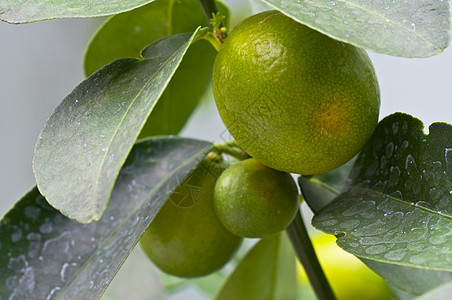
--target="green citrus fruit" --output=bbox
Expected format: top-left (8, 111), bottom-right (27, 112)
top-left (213, 10), bottom-right (380, 175)
top-left (140, 158), bottom-right (242, 278)
top-left (213, 158), bottom-right (299, 238)
top-left (298, 234), bottom-right (392, 300)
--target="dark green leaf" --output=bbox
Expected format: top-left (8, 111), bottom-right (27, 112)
top-left (298, 158), bottom-right (355, 214)
top-left (33, 30), bottom-right (203, 223)
top-left (1, 137), bottom-right (212, 299)
top-left (215, 233), bottom-right (297, 300)
top-left (0, 0), bottom-right (155, 24)
top-left (84, 0), bottom-right (228, 76)
top-left (84, 0), bottom-right (229, 138)
top-left (362, 258), bottom-right (452, 296)
top-left (415, 281), bottom-right (452, 300)
top-left (262, 0), bottom-right (451, 57)
top-left (313, 113), bottom-right (452, 291)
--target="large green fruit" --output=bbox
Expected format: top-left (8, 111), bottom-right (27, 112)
top-left (140, 159), bottom-right (242, 277)
top-left (213, 158), bottom-right (299, 238)
top-left (213, 10), bottom-right (380, 175)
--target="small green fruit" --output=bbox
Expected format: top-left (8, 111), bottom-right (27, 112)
top-left (213, 158), bottom-right (299, 238)
top-left (140, 159), bottom-right (242, 277)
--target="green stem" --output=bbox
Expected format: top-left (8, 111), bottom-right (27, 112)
top-left (214, 141), bottom-right (250, 161)
top-left (309, 177), bottom-right (340, 195)
top-left (286, 209), bottom-right (336, 300)
top-left (202, 32), bottom-right (222, 52)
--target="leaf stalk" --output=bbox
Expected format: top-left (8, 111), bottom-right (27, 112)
top-left (286, 209), bottom-right (336, 300)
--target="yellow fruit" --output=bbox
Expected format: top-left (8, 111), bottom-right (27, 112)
top-left (213, 158), bottom-right (299, 238)
top-left (298, 234), bottom-right (392, 300)
top-left (140, 159), bottom-right (242, 277)
top-left (212, 10), bottom-right (380, 175)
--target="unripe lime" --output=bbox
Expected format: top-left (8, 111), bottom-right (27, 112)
top-left (140, 159), bottom-right (242, 277)
top-left (213, 158), bottom-right (299, 238)
top-left (213, 10), bottom-right (380, 175)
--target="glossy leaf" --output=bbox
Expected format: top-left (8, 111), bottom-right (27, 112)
top-left (1, 137), bottom-right (213, 299)
top-left (215, 233), bottom-right (297, 300)
top-left (313, 113), bottom-right (452, 281)
top-left (0, 0), bottom-right (155, 24)
top-left (298, 158), bottom-right (355, 214)
top-left (84, 0), bottom-right (228, 138)
top-left (261, 0), bottom-right (451, 57)
top-left (84, 0), bottom-right (228, 75)
top-left (33, 30), bottom-right (203, 223)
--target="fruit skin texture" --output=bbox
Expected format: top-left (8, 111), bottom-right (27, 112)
top-left (213, 158), bottom-right (299, 238)
top-left (140, 159), bottom-right (242, 278)
top-left (213, 10), bottom-right (380, 175)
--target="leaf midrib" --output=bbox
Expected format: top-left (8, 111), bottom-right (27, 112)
top-left (264, 0), bottom-right (441, 52)
top-left (92, 35), bottom-right (194, 221)
top-left (336, 0), bottom-right (439, 51)
top-left (311, 177), bottom-right (452, 220)
top-left (58, 141), bottom-right (213, 297)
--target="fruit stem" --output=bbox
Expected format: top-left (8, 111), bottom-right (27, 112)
top-left (202, 32), bottom-right (223, 52)
top-left (286, 209), bottom-right (337, 300)
top-left (214, 141), bottom-right (250, 161)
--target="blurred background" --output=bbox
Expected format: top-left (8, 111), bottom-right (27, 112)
top-left (0, 0), bottom-right (451, 299)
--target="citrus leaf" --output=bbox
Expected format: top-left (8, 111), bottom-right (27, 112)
top-left (84, 0), bottom-right (228, 76)
top-left (1, 137), bottom-right (213, 299)
top-left (33, 29), bottom-right (203, 223)
top-left (362, 258), bottom-right (452, 295)
top-left (298, 158), bottom-right (355, 214)
top-left (414, 281), bottom-right (452, 300)
top-left (0, 0), bottom-right (155, 24)
top-left (215, 233), bottom-right (297, 300)
top-left (84, 0), bottom-right (229, 138)
top-left (313, 113), bottom-right (452, 286)
top-left (261, 0), bottom-right (451, 57)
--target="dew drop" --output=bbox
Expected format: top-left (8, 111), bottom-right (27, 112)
top-left (322, 219), bottom-right (339, 226)
top-left (392, 122), bottom-right (399, 135)
top-left (8, 255), bottom-right (28, 272)
top-left (429, 235), bottom-right (448, 245)
top-left (39, 222), bottom-right (53, 234)
top-left (46, 287), bottom-right (62, 300)
top-left (384, 249), bottom-right (406, 261)
top-left (405, 154), bottom-right (417, 174)
top-left (339, 219), bottom-right (360, 229)
top-left (10, 225), bottom-right (23, 243)
top-left (24, 206), bottom-right (40, 221)
top-left (365, 245), bottom-right (387, 254)
top-left (26, 232), bottom-right (42, 258)
top-left (445, 148), bottom-right (452, 171)
top-left (386, 142), bottom-right (394, 158)
top-left (402, 140), bottom-right (409, 149)
top-left (387, 166), bottom-right (400, 187)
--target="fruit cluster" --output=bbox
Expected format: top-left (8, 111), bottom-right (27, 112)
top-left (141, 9), bottom-right (380, 278)
top-left (141, 156), bottom-right (299, 277)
